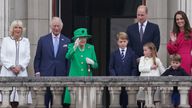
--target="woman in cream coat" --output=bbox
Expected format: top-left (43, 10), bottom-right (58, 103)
top-left (1, 20), bottom-right (30, 77)
top-left (0, 20), bottom-right (31, 108)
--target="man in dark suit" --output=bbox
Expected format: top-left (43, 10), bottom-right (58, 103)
top-left (34, 17), bottom-right (70, 108)
top-left (126, 5), bottom-right (160, 59)
top-left (126, 5), bottom-right (160, 108)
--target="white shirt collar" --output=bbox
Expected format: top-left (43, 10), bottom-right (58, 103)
top-left (52, 33), bottom-right (60, 38)
top-left (138, 20), bottom-right (148, 27)
top-left (119, 47), bottom-right (127, 54)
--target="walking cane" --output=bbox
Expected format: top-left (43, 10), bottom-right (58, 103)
top-left (87, 64), bottom-right (93, 80)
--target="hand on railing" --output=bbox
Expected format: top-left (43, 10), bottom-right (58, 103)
top-left (35, 72), bottom-right (40, 77)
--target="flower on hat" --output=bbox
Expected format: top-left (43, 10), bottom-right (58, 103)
top-left (72, 28), bottom-right (91, 40)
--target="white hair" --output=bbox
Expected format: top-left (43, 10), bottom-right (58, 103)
top-left (9, 20), bottom-right (26, 36)
top-left (50, 17), bottom-right (63, 29)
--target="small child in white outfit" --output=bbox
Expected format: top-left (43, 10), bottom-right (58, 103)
top-left (137, 42), bottom-right (165, 108)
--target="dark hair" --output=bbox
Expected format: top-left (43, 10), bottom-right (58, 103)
top-left (173, 11), bottom-right (191, 40)
top-left (116, 32), bottom-right (128, 40)
top-left (143, 42), bottom-right (157, 65)
top-left (170, 54), bottom-right (181, 62)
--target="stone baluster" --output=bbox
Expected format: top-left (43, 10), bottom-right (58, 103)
top-left (178, 87), bottom-right (190, 108)
top-left (145, 87), bottom-right (155, 108)
top-left (51, 87), bottom-right (64, 108)
top-left (0, 87), bottom-right (12, 108)
top-left (96, 86), bottom-right (104, 108)
top-left (154, 87), bottom-right (161, 108)
top-left (87, 86), bottom-right (96, 108)
top-left (75, 86), bottom-right (84, 108)
top-left (73, 86), bottom-right (97, 108)
top-left (33, 87), bottom-right (46, 108)
top-left (160, 87), bottom-right (172, 108)
top-left (108, 87), bottom-right (121, 108)
top-left (68, 86), bottom-right (77, 108)
top-left (126, 87), bottom-right (138, 108)
top-left (17, 87), bottom-right (28, 107)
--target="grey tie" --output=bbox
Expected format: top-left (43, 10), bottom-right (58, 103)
top-left (53, 37), bottom-right (59, 57)
top-left (139, 23), bottom-right (143, 41)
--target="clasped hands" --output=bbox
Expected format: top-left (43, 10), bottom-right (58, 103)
top-left (10, 65), bottom-right (22, 75)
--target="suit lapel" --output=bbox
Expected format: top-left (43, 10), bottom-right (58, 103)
top-left (142, 22), bottom-right (150, 42)
top-left (124, 49), bottom-right (128, 59)
top-left (116, 50), bottom-right (121, 61)
top-left (117, 50), bottom-right (125, 62)
top-left (135, 23), bottom-right (141, 42)
top-left (57, 35), bottom-right (68, 57)
top-left (47, 34), bottom-right (54, 57)
top-left (57, 36), bottom-right (64, 56)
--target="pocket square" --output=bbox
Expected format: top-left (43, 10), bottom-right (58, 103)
top-left (63, 44), bottom-right (68, 47)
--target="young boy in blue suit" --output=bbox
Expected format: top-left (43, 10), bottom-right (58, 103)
top-left (109, 32), bottom-right (137, 108)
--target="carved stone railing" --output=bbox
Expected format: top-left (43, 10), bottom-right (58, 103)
top-left (0, 76), bottom-right (191, 108)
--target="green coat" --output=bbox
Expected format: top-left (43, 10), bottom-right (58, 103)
top-left (64, 43), bottom-right (98, 104)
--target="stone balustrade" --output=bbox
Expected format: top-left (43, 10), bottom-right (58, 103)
top-left (0, 76), bottom-right (191, 108)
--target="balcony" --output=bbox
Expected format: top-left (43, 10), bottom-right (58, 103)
top-left (0, 76), bottom-right (191, 108)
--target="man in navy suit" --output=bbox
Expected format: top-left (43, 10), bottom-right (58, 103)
top-left (109, 32), bottom-right (137, 108)
top-left (126, 5), bottom-right (160, 60)
top-left (126, 5), bottom-right (160, 108)
top-left (34, 17), bottom-right (70, 108)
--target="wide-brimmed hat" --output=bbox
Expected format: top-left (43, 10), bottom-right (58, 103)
top-left (72, 28), bottom-right (91, 40)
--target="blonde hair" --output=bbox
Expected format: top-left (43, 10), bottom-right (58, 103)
top-left (144, 42), bottom-right (157, 65)
top-left (50, 17), bottom-right (63, 29)
top-left (116, 32), bottom-right (128, 40)
top-left (9, 20), bottom-right (26, 36)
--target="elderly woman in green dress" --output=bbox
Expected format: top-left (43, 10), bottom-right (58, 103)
top-left (64, 28), bottom-right (98, 106)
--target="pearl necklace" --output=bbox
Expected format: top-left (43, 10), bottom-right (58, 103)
top-left (10, 36), bottom-right (23, 41)
top-left (78, 46), bottom-right (85, 52)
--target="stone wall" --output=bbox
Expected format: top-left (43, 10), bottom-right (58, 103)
top-left (0, 76), bottom-right (191, 108)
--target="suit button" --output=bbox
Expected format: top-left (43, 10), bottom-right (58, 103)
top-left (81, 62), bottom-right (84, 64)
top-left (81, 69), bottom-right (84, 71)
top-left (81, 55), bottom-right (83, 57)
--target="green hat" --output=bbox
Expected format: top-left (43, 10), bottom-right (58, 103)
top-left (72, 28), bottom-right (91, 40)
